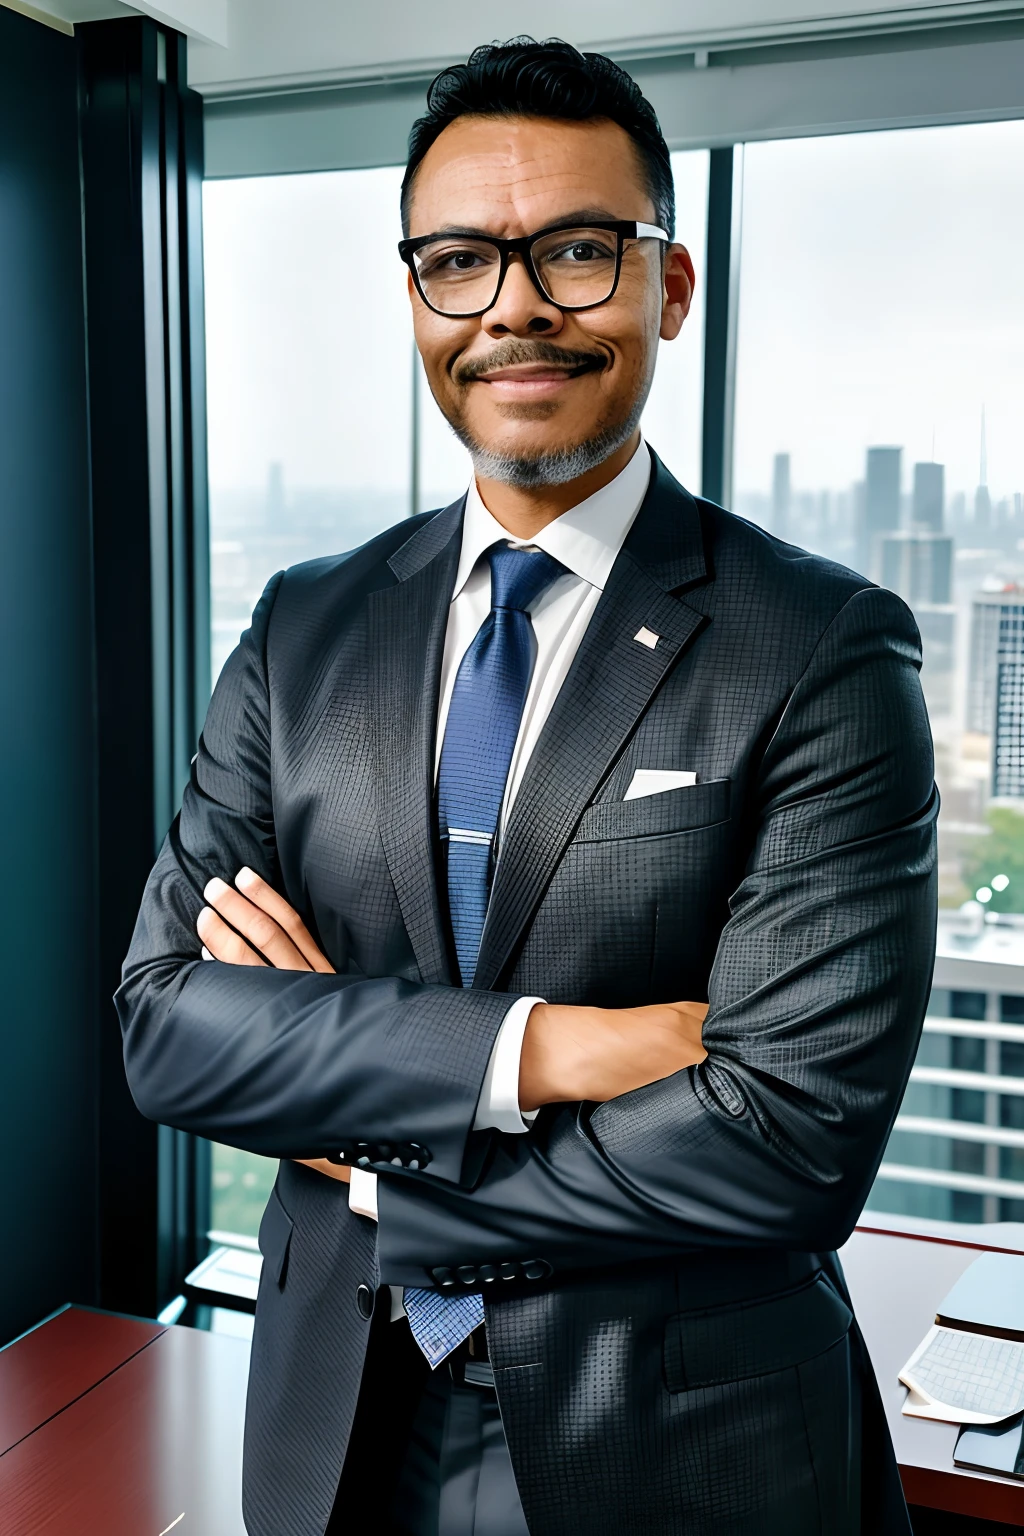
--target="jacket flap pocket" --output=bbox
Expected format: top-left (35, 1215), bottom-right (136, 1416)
top-left (258, 1185), bottom-right (293, 1289)
top-left (664, 1273), bottom-right (851, 1392)
top-left (574, 777), bottom-right (730, 844)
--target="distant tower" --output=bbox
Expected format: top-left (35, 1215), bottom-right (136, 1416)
top-left (975, 408), bottom-right (992, 533)
top-left (772, 453), bottom-right (791, 541)
top-left (912, 462), bottom-right (945, 532)
top-left (861, 447), bottom-right (902, 578)
top-left (267, 461), bottom-right (286, 527)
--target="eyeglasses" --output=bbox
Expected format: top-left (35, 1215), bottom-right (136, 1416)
top-left (398, 219), bottom-right (668, 319)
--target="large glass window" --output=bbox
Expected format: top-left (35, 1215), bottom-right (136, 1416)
top-left (731, 120), bottom-right (1024, 1227)
top-left (204, 165), bottom-right (413, 683)
top-left (203, 165), bottom-right (412, 1236)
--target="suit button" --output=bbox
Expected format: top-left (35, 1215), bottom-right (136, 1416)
top-left (355, 1283), bottom-right (374, 1320)
top-left (522, 1259), bottom-right (552, 1281)
top-left (432, 1267), bottom-right (456, 1291)
top-left (478, 1264), bottom-right (497, 1284)
top-left (499, 1262), bottom-right (518, 1281)
top-left (456, 1265), bottom-right (477, 1286)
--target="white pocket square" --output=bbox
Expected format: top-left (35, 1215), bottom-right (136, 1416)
top-left (623, 769), bottom-right (698, 802)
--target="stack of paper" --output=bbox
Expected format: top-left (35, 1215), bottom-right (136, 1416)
top-left (899, 1251), bottom-right (1024, 1425)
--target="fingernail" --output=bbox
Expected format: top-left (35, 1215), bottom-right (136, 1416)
top-left (204, 877), bottom-right (228, 901)
top-left (196, 905), bottom-right (213, 929)
top-left (201, 946), bottom-right (214, 961)
top-left (236, 867), bottom-right (258, 889)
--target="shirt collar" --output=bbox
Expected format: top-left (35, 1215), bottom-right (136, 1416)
top-left (452, 438), bottom-right (652, 602)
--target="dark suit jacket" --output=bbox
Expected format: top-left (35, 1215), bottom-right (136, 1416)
top-left (117, 455), bottom-right (937, 1536)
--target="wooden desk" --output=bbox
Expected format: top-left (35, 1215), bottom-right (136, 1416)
top-left (0, 1306), bottom-right (249, 1535)
top-left (843, 1226), bottom-right (1024, 1526)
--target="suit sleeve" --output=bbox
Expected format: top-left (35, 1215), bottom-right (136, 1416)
top-left (375, 586), bottom-right (938, 1282)
top-left (115, 573), bottom-right (513, 1183)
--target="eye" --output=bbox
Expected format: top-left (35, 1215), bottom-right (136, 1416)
top-left (416, 242), bottom-right (496, 279)
top-left (549, 238), bottom-right (614, 264)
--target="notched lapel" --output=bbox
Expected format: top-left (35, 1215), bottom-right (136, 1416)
top-left (473, 464), bottom-right (710, 990)
top-left (367, 501), bottom-right (463, 986)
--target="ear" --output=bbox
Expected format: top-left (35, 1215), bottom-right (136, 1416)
top-left (660, 244), bottom-right (695, 342)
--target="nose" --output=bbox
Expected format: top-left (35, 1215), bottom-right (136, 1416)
top-left (481, 253), bottom-right (564, 338)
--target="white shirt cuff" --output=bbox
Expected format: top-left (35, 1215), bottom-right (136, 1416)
top-left (347, 996), bottom-right (543, 1224)
top-left (348, 1165), bottom-right (379, 1221)
top-left (472, 996), bottom-right (545, 1134)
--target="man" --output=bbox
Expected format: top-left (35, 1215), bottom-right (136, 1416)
top-left (118, 37), bottom-right (937, 1536)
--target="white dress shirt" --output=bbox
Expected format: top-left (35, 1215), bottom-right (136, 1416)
top-left (349, 440), bottom-right (652, 1246)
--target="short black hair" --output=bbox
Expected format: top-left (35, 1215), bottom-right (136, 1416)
top-left (401, 37), bottom-right (674, 239)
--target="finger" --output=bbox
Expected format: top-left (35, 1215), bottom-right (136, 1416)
top-left (294, 1157), bottom-right (351, 1184)
top-left (196, 906), bottom-right (267, 967)
top-left (203, 877), bottom-right (311, 971)
top-left (234, 867), bottom-right (335, 974)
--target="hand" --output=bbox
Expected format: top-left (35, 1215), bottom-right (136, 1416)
top-left (519, 999), bottom-right (708, 1112)
top-left (196, 867), bottom-right (349, 1182)
top-left (197, 867), bottom-right (336, 973)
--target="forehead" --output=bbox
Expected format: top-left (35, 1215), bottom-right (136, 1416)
top-left (407, 115), bottom-right (654, 235)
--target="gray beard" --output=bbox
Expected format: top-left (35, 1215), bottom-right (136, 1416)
top-left (450, 395), bottom-right (646, 490)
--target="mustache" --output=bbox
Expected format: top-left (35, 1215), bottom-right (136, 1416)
top-left (453, 339), bottom-right (608, 386)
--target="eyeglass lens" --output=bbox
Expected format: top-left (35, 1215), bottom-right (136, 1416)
top-left (412, 227), bottom-right (620, 316)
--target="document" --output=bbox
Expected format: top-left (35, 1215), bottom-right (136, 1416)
top-left (900, 1325), bottom-right (1024, 1424)
top-left (899, 1252), bottom-right (1024, 1424)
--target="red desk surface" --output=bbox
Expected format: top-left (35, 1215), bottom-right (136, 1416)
top-left (0, 1306), bottom-right (164, 1458)
top-left (842, 1226), bottom-right (1024, 1526)
top-left (0, 1309), bottom-right (249, 1535)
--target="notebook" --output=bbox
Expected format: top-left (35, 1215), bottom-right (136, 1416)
top-left (956, 1414), bottom-right (1024, 1479)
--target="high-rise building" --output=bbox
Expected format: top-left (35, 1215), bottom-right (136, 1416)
top-left (861, 446), bottom-right (902, 577)
top-left (879, 531), bottom-right (953, 606)
top-left (995, 655), bottom-right (1024, 799)
top-left (772, 453), bottom-right (791, 541)
top-left (912, 461), bottom-right (945, 531)
top-left (967, 591), bottom-right (1024, 793)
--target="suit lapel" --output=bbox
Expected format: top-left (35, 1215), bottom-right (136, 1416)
top-left (473, 459), bottom-right (710, 990)
top-left (367, 501), bottom-right (463, 986)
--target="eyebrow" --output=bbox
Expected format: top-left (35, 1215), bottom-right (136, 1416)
top-left (423, 208), bottom-right (625, 239)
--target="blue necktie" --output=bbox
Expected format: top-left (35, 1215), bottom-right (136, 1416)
top-left (404, 541), bottom-right (567, 1368)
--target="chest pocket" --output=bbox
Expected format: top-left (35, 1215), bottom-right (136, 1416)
top-left (573, 777), bottom-right (730, 845)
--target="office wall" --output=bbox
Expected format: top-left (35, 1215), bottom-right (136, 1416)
top-left (0, 5), bottom-right (98, 1340)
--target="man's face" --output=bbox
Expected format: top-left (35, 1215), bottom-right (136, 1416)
top-left (405, 115), bottom-right (694, 480)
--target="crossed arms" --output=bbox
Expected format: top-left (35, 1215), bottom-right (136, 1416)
top-left (116, 576), bottom-right (938, 1282)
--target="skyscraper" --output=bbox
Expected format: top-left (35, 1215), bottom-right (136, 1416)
top-left (881, 527), bottom-right (956, 715)
top-left (912, 461), bottom-right (945, 532)
top-left (975, 408), bottom-right (992, 533)
top-left (879, 532), bottom-right (953, 606)
top-left (967, 589), bottom-right (1024, 797)
top-left (772, 452), bottom-right (791, 541)
top-left (861, 446), bottom-right (902, 577)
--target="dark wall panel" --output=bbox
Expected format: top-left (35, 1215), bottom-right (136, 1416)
top-left (0, 7), bottom-right (99, 1339)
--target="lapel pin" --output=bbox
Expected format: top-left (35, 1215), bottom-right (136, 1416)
top-left (634, 626), bottom-right (660, 650)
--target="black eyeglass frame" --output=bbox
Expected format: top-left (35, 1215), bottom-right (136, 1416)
top-left (398, 219), bottom-right (669, 318)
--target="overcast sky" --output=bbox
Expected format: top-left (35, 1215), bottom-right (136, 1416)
top-left (203, 116), bottom-right (1024, 509)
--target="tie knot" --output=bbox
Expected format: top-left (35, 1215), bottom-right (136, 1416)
top-left (487, 543), bottom-right (567, 614)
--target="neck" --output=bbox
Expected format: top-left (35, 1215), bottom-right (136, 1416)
top-left (474, 431), bottom-right (641, 540)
